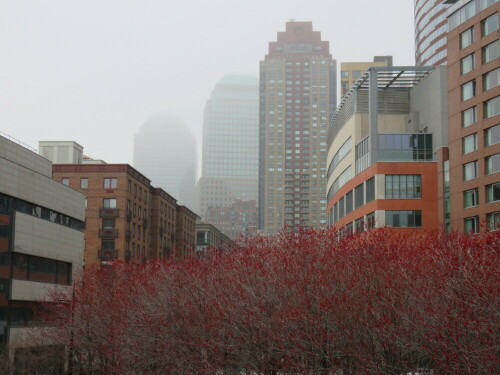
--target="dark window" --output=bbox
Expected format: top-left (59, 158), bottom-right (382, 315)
top-left (486, 182), bottom-right (500, 203)
top-left (354, 183), bottom-right (364, 209)
top-left (0, 226), bottom-right (8, 238)
top-left (102, 219), bottom-right (115, 229)
top-left (29, 257), bottom-right (57, 283)
top-left (12, 254), bottom-right (28, 280)
top-left (385, 175), bottom-right (421, 199)
top-left (366, 212), bottom-right (375, 230)
top-left (345, 191), bottom-right (353, 214)
top-left (385, 210), bottom-right (422, 228)
top-left (366, 177), bottom-right (375, 202)
top-left (339, 197), bottom-right (345, 219)
top-left (101, 239), bottom-right (115, 250)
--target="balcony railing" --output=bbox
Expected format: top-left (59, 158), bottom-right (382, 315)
top-left (99, 228), bottom-right (118, 238)
top-left (98, 249), bottom-right (118, 260)
top-left (100, 208), bottom-right (119, 217)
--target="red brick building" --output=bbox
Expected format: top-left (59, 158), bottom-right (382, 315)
top-left (52, 164), bottom-right (197, 266)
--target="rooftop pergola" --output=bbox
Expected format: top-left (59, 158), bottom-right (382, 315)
top-left (332, 66), bottom-right (435, 127)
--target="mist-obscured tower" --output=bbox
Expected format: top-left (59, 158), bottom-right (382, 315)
top-left (196, 75), bottom-right (259, 221)
top-left (259, 21), bottom-right (337, 235)
top-left (134, 113), bottom-right (196, 209)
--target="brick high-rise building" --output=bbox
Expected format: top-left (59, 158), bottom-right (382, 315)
top-left (52, 164), bottom-right (197, 266)
top-left (259, 21), bottom-right (337, 235)
top-left (445, 0), bottom-right (499, 233)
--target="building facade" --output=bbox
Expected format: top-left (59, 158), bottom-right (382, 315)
top-left (340, 56), bottom-right (393, 98)
top-left (327, 66), bottom-right (448, 233)
top-left (0, 134), bottom-right (85, 371)
top-left (197, 75), bottom-right (259, 219)
top-left (259, 21), bottom-right (337, 235)
top-left (446, 0), bottom-right (500, 233)
top-left (204, 199), bottom-right (257, 240)
top-left (52, 164), bottom-right (197, 266)
top-left (133, 113), bottom-right (197, 210)
top-left (415, 0), bottom-right (451, 66)
top-left (195, 222), bottom-right (234, 255)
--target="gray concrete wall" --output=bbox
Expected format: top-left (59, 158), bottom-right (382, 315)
top-left (13, 212), bottom-right (84, 267)
top-left (10, 279), bottom-right (72, 302)
top-left (407, 66), bottom-right (449, 149)
top-left (0, 152), bottom-right (85, 221)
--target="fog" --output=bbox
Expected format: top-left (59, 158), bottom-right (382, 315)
top-left (0, 0), bottom-right (415, 164)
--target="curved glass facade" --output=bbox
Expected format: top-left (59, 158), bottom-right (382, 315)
top-left (414, 0), bottom-right (450, 66)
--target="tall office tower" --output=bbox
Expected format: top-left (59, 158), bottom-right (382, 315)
top-left (445, 0), bottom-right (499, 233)
top-left (340, 56), bottom-right (393, 98)
top-left (197, 75), bottom-right (259, 222)
top-left (259, 21), bottom-right (337, 235)
top-left (134, 113), bottom-right (197, 209)
top-left (414, 0), bottom-right (452, 66)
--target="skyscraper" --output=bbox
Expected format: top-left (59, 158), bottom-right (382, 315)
top-left (414, 0), bottom-right (451, 66)
top-left (133, 113), bottom-right (197, 209)
top-left (259, 21), bottom-right (336, 235)
top-left (196, 75), bottom-right (259, 222)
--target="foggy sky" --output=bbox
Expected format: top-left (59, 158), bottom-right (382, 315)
top-left (0, 0), bottom-right (415, 165)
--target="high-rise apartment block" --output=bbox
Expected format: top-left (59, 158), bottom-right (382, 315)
top-left (327, 66), bottom-right (448, 233)
top-left (1, 134), bottom-right (85, 371)
top-left (52, 164), bottom-right (198, 266)
top-left (340, 56), bottom-right (393, 98)
top-left (196, 76), bottom-right (259, 237)
top-left (414, 0), bottom-right (451, 66)
top-left (259, 21), bottom-right (337, 235)
top-left (445, 0), bottom-right (499, 233)
top-left (204, 199), bottom-right (258, 239)
top-left (134, 113), bottom-right (197, 209)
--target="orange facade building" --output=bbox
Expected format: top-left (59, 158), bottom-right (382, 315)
top-left (327, 66), bottom-right (448, 233)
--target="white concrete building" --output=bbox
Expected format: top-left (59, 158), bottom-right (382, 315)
top-left (1, 134), bottom-right (85, 372)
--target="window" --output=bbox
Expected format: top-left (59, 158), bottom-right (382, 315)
top-left (460, 27), bottom-right (474, 49)
top-left (352, 70), bottom-right (361, 78)
top-left (464, 188), bottom-right (479, 208)
top-left (482, 13), bottom-right (498, 36)
top-left (485, 125), bottom-right (500, 146)
top-left (345, 191), bottom-right (353, 214)
top-left (485, 153), bottom-right (500, 174)
top-left (366, 212), bottom-right (375, 230)
top-left (385, 175), bottom-right (422, 199)
top-left (482, 40), bottom-right (499, 63)
top-left (327, 137), bottom-right (352, 178)
top-left (366, 177), bottom-right (375, 202)
top-left (104, 178), bottom-right (117, 189)
top-left (338, 197), bottom-right (345, 218)
top-left (463, 133), bottom-right (478, 154)
top-left (484, 96), bottom-right (500, 118)
top-left (103, 198), bottom-right (117, 208)
top-left (341, 71), bottom-right (348, 78)
top-left (463, 161), bottom-right (478, 180)
top-left (385, 210), bottom-right (422, 228)
top-left (101, 239), bottom-right (115, 250)
top-left (483, 68), bottom-right (499, 91)
top-left (486, 182), bottom-right (500, 202)
top-left (80, 178), bottom-right (88, 189)
top-left (461, 80), bottom-right (476, 101)
top-left (102, 219), bottom-right (115, 229)
top-left (378, 133), bottom-right (433, 161)
top-left (460, 53), bottom-right (475, 75)
top-left (462, 107), bottom-right (477, 127)
top-left (464, 216), bottom-right (479, 234)
top-left (481, 0), bottom-right (500, 11)
top-left (61, 178), bottom-right (69, 186)
top-left (354, 183), bottom-right (364, 209)
top-left (487, 212), bottom-right (500, 231)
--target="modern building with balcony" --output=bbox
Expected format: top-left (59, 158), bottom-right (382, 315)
top-left (445, 0), bottom-right (500, 233)
top-left (195, 222), bottom-right (235, 255)
top-left (326, 66), bottom-right (448, 233)
top-left (0, 134), bottom-right (85, 372)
